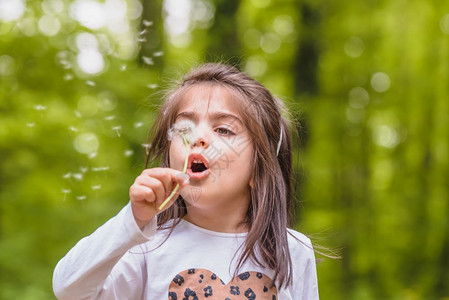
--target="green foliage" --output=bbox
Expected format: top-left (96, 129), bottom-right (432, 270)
top-left (1, 0), bottom-right (448, 299)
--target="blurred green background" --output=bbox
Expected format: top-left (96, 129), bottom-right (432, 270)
top-left (1, 0), bottom-right (449, 299)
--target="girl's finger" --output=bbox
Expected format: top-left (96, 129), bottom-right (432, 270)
top-left (143, 176), bottom-right (166, 205)
top-left (142, 168), bottom-right (189, 193)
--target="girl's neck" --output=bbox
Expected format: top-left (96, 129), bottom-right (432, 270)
top-left (184, 204), bottom-right (249, 233)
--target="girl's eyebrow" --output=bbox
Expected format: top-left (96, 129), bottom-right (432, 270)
top-left (175, 111), bottom-right (243, 126)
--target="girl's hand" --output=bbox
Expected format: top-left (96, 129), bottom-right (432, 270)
top-left (129, 168), bottom-right (189, 229)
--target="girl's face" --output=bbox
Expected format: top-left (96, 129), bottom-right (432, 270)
top-left (169, 84), bottom-right (253, 214)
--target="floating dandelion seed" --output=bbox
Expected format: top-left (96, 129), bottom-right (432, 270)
top-left (139, 29), bottom-right (147, 36)
top-left (86, 80), bottom-right (96, 86)
top-left (120, 65), bottom-right (127, 71)
top-left (72, 173), bottom-right (83, 181)
top-left (76, 195), bottom-right (86, 201)
top-left (159, 120), bottom-right (197, 210)
top-left (80, 166), bottom-right (88, 173)
top-left (147, 83), bottom-right (158, 89)
top-left (92, 166), bottom-right (109, 172)
top-left (143, 20), bottom-right (153, 27)
top-left (153, 51), bottom-right (164, 57)
top-left (62, 189), bottom-right (71, 201)
top-left (124, 149), bottom-right (134, 157)
top-left (134, 122), bottom-right (144, 128)
top-left (74, 110), bottom-right (82, 118)
top-left (112, 125), bottom-right (122, 137)
top-left (69, 126), bottom-right (78, 132)
top-left (142, 56), bottom-right (154, 65)
top-left (26, 122), bottom-right (35, 128)
top-left (64, 74), bottom-right (74, 81)
top-left (137, 37), bottom-right (147, 43)
top-left (142, 143), bottom-right (151, 155)
top-left (104, 115), bottom-right (116, 121)
top-left (88, 152), bottom-right (97, 159)
top-left (62, 173), bottom-right (71, 179)
top-left (91, 185), bottom-right (101, 190)
top-left (59, 59), bottom-right (72, 69)
top-left (34, 104), bottom-right (47, 111)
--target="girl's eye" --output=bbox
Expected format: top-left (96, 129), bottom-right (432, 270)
top-left (216, 127), bottom-right (234, 136)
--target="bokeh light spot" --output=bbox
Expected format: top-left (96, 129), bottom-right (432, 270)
top-left (0, 0), bottom-right (25, 22)
top-left (260, 33), bottom-right (281, 53)
top-left (371, 72), bottom-right (390, 93)
top-left (98, 91), bottom-right (118, 111)
top-left (38, 15), bottom-right (61, 36)
top-left (440, 14), bottom-right (449, 35)
top-left (77, 49), bottom-right (105, 74)
top-left (77, 95), bottom-right (98, 117)
top-left (273, 15), bottom-right (295, 37)
top-left (0, 55), bottom-right (15, 76)
top-left (70, 0), bottom-right (106, 29)
top-left (373, 125), bottom-right (399, 148)
top-left (344, 36), bottom-right (365, 58)
top-left (244, 56), bottom-right (267, 77)
top-left (349, 87), bottom-right (370, 108)
top-left (74, 133), bottom-right (99, 154)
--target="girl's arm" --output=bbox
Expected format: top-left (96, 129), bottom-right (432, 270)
top-left (53, 168), bottom-right (187, 299)
top-left (52, 203), bottom-right (157, 300)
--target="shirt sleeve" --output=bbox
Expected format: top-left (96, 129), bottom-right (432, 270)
top-left (52, 203), bottom-right (157, 300)
top-left (287, 230), bottom-right (320, 300)
top-left (300, 250), bottom-right (319, 300)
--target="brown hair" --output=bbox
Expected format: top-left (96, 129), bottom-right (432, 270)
top-left (145, 63), bottom-right (294, 288)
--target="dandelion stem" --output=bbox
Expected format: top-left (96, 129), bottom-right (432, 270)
top-left (158, 136), bottom-right (189, 210)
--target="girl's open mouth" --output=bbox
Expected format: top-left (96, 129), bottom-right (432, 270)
top-left (186, 153), bottom-right (210, 180)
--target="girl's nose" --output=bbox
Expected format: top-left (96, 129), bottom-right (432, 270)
top-left (193, 137), bottom-right (208, 148)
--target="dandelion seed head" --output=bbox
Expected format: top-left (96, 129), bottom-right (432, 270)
top-left (62, 189), bottom-right (71, 194)
top-left (134, 122), bottom-right (143, 128)
top-left (147, 83), bottom-right (158, 89)
top-left (153, 51), bottom-right (164, 57)
top-left (124, 149), bottom-right (134, 157)
top-left (167, 120), bottom-right (197, 145)
top-left (76, 195), bottom-right (86, 201)
top-left (91, 185), bottom-right (101, 190)
top-left (86, 80), bottom-right (96, 86)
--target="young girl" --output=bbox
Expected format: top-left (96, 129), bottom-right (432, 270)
top-left (53, 63), bottom-right (319, 299)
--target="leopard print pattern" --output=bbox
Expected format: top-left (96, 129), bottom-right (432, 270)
top-left (168, 268), bottom-right (277, 299)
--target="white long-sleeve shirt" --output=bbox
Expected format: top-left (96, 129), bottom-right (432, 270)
top-left (53, 204), bottom-right (319, 299)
